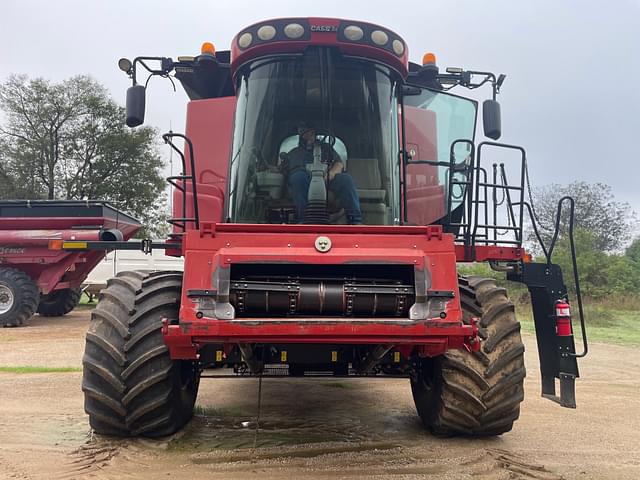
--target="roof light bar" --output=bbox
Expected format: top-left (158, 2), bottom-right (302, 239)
top-left (234, 20), bottom-right (405, 62)
top-left (339, 23), bottom-right (405, 58)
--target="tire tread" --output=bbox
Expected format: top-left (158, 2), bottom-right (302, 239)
top-left (0, 268), bottom-right (39, 327)
top-left (82, 270), bottom-right (198, 437)
top-left (411, 276), bottom-right (526, 436)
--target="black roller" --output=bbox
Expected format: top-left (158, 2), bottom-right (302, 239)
top-left (230, 279), bottom-right (414, 318)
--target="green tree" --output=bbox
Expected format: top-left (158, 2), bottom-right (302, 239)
top-left (0, 74), bottom-right (167, 237)
top-left (550, 228), bottom-right (640, 299)
top-left (604, 255), bottom-right (640, 296)
top-left (551, 229), bottom-right (607, 298)
top-left (528, 181), bottom-right (636, 254)
top-left (626, 237), bottom-right (640, 263)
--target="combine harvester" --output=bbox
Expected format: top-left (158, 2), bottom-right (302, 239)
top-left (62, 17), bottom-right (588, 437)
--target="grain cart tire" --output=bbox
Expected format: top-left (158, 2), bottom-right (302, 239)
top-left (0, 267), bottom-right (40, 327)
top-left (37, 288), bottom-right (81, 316)
top-left (411, 276), bottom-right (526, 436)
top-left (82, 270), bottom-right (200, 437)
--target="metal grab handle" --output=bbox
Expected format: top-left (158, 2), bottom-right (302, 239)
top-left (518, 197), bottom-right (588, 358)
top-left (162, 132), bottom-right (200, 230)
top-left (547, 196), bottom-right (588, 358)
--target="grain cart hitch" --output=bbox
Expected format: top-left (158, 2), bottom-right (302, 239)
top-left (508, 197), bottom-right (588, 408)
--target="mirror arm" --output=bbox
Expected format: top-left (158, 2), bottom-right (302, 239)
top-left (437, 70), bottom-right (503, 100)
top-left (131, 56), bottom-right (175, 86)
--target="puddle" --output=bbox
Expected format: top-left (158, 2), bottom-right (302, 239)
top-left (171, 409), bottom-right (424, 451)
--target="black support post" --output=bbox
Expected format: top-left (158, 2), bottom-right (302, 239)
top-left (508, 262), bottom-right (579, 408)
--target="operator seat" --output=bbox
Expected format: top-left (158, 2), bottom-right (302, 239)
top-left (345, 158), bottom-right (388, 224)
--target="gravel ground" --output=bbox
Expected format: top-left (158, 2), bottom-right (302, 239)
top-left (0, 310), bottom-right (638, 479)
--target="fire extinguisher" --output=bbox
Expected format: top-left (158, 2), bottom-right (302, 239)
top-left (555, 299), bottom-right (572, 337)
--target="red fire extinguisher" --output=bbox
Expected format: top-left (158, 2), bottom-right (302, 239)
top-left (555, 300), bottom-right (572, 337)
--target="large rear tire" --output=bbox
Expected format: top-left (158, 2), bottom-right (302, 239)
top-left (37, 288), bottom-right (81, 316)
top-left (0, 267), bottom-right (39, 327)
top-left (411, 276), bottom-right (526, 436)
top-left (82, 270), bottom-right (200, 437)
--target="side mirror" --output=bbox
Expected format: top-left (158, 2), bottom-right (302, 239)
top-left (483, 99), bottom-right (501, 140)
top-left (125, 85), bottom-right (146, 127)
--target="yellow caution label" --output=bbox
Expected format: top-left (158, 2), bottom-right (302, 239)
top-left (393, 351), bottom-right (401, 363)
top-left (215, 350), bottom-right (223, 362)
top-left (331, 351), bottom-right (338, 362)
top-left (281, 350), bottom-right (287, 362)
top-left (62, 241), bottom-right (88, 250)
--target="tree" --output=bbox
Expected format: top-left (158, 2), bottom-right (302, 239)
top-left (0, 74), bottom-right (167, 237)
top-left (546, 227), bottom-right (640, 299)
top-left (626, 237), bottom-right (640, 263)
top-left (550, 228), bottom-right (608, 297)
top-left (528, 181), bottom-right (637, 253)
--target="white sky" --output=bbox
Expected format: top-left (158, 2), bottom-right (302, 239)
top-left (2, 0), bottom-right (640, 215)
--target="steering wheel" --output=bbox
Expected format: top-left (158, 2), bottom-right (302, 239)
top-left (318, 133), bottom-right (336, 147)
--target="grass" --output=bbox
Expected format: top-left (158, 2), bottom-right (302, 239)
top-left (516, 304), bottom-right (640, 346)
top-left (0, 366), bottom-right (82, 374)
top-left (78, 292), bottom-right (96, 307)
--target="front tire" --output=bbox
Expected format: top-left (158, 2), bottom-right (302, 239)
top-left (82, 270), bottom-right (199, 437)
top-left (37, 288), bottom-right (81, 316)
top-left (411, 276), bottom-right (526, 436)
top-left (0, 267), bottom-right (39, 327)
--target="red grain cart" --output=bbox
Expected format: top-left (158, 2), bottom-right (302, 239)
top-left (0, 200), bottom-right (140, 326)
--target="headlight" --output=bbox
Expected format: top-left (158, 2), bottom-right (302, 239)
top-left (392, 39), bottom-right (405, 56)
top-left (343, 25), bottom-right (364, 41)
top-left (257, 25), bottom-right (276, 41)
top-left (284, 23), bottom-right (305, 39)
top-left (371, 30), bottom-right (389, 46)
top-left (238, 32), bottom-right (253, 49)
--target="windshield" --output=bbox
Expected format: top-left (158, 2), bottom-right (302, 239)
top-left (403, 88), bottom-right (477, 225)
top-left (227, 49), bottom-right (401, 225)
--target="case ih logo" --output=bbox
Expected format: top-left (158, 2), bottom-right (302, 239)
top-left (310, 25), bottom-right (338, 32)
top-left (0, 247), bottom-right (25, 255)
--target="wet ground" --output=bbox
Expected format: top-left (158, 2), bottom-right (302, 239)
top-left (0, 311), bottom-right (639, 479)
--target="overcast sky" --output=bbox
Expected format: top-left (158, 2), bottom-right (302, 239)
top-left (2, 0), bottom-right (640, 215)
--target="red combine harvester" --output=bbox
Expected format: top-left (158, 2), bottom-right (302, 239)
top-left (66, 18), bottom-right (588, 438)
top-left (0, 201), bottom-right (140, 326)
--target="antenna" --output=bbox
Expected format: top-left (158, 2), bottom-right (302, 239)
top-left (168, 120), bottom-right (173, 214)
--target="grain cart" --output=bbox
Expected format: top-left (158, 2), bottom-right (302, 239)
top-left (0, 200), bottom-right (140, 326)
top-left (66, 18), bottom-right (588, 437)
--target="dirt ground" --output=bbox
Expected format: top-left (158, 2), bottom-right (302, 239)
top-left (0, 310), bottom-right (638, 480)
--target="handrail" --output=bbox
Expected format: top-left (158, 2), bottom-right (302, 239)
top-left (517, 197), bottom-right (588, 359)
top-left (162, 132), bottom-right (200, 231)
top-left (548, 196), bottom-right (588, 358)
